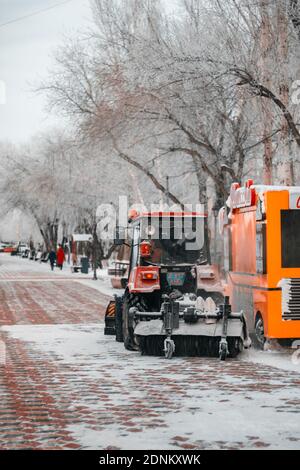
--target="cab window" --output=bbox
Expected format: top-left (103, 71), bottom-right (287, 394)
top-left (281, 210), bottom-right (300, 268)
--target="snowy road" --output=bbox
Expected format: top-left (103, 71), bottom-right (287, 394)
top-left (0, 254), bottom-right (299, 450)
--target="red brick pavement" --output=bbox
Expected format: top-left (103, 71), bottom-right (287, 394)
top-left (0, 260), bottom-right (111, 449)
top-left (1, 329), bottom-right (300, 450)
top-left (0, 259), bottom-right (299, 450)
top-left (0, 280), bottom-right (109, 326)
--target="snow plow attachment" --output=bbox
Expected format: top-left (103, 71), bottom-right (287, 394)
top-left (132, 296), bottom-right (250, 360)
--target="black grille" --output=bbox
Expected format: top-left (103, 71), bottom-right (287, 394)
top-left (282, 278), bottom-right (300, 320)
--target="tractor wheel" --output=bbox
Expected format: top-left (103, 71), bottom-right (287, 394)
top-left (122, 296), bottom-right (137, 351)
top-left (253, 316), bottom-right (265, 350)
top-left (228, 338), bottom-right (244, 358)
top-left (115, 301), bottom-right (124, 343)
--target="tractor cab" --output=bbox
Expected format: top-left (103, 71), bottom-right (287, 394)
top-left (125, 211), bottom-right (210, 303)
top-left (105, 210), bottom-right (249, 360)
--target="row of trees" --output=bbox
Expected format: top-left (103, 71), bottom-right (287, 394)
top-left (1, 0), bottom-right (300, 262)
top-left (0, 131), bottom-right (130, 262)
top-left (42, 0), bottom-right (300, 200)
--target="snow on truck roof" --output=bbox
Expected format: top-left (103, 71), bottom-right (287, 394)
top-left (252, 184), bottom-right (300, 193)
top-left (228, 180), bottom-right (300, 210)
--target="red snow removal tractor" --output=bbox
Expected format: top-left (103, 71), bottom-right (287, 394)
top-left (105, 210), bottom-right (250, 360)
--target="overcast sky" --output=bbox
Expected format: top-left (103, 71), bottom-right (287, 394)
top-left (0, 0), bottom-right (177, 145)
top-left (0, 0), bottom-right (93, 143)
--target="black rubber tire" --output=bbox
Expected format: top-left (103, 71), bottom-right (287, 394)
top-left (220, 351), bottom-right (226, 361)
top-left (253, 316), bottom-right (265, 350)
top-left (115, 301), bottom-right (124, 343)
top-left (122, 296), bottom-right (137, 351)
top-left (228, 338), bottom-right (243, 358)
top-left (219, 343), bottom-right (227, 361)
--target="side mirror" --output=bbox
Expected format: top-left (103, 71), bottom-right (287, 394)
top-left (114, 226), bottom-right (126, 246)
top-left (218, 206), bottom-right (228, 235)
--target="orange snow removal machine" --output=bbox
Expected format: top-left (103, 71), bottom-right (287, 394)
top-left (220, 179), bottom-right (300, 348)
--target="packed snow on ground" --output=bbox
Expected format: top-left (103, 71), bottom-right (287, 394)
top-left (1, 253), bottom-right (300, 449)
top-left (242, 345), bottom-right (300, 373)
top-left (1, 254), bottom-right (300, 369)
top-left (2, 323), bottom-right (300, 450)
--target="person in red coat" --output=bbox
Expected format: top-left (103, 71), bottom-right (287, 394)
top-left (56, 245), bottom-right (65, 270)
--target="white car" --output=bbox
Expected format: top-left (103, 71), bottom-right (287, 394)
top-left (17, 243), bottom-right (29, 255)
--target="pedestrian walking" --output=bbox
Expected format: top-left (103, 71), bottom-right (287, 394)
top-left (49, 249), bottom-right (56, 271)
top-left (56, 245), bottom-right (65, 270)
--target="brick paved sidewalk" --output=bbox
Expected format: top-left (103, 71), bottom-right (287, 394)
top-left (0, 256), bottom-right (299, 450)
top-left (0, 279), bottom-right (109, 325)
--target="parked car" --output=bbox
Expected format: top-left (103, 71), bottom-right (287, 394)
top-left (17, 243), bottom-right (29, 256)
top-left (3, 245), bottom-right (17, 253)
top-left (0, 242), bottom-right (10, 252)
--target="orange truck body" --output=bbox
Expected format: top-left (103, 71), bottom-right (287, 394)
top-left (222, 181), bottom-right (300, 340)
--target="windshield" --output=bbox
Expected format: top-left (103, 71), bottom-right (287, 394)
top-left (140, 216), bottom-right (207, 265)
top-left (281, 210), bottom-right (300, 268)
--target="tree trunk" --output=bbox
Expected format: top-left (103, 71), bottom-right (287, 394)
top-left (91, 223), bottom-right (104, 280)
top-left (39, 228), bottom-right (51, 252)
top-left (192, 156), bottom-right (207, 204)
top-left (277, 3), bottom-right (293, 185)
top-left (259, 1), bottom-right (274, 184)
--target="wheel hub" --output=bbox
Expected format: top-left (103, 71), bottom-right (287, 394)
top-left (255, 318), bottom-right (265, 346)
